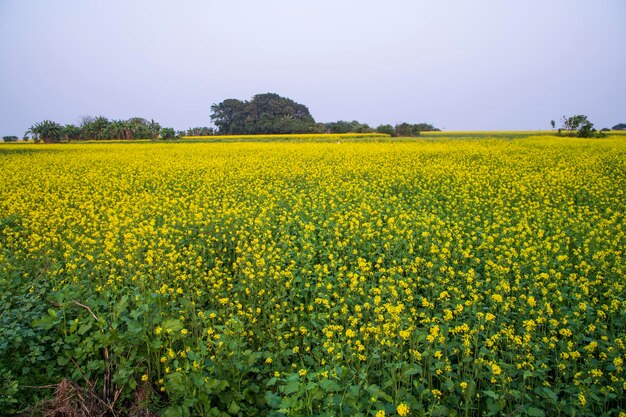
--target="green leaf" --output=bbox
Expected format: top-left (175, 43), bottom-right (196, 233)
top-left (264, 391), bottom-right (281, 408)
top-left (319, 378), bottom-right (340, 392)
top-left (431, 405), bottom-right (449, 417)
top-left (526, 407), bottom-right (545, 417)
top-left (283, 380), bottom-right (299, 395)
top-left (162, 318), bottom-right (183, 333)
top-left (77, 323), bottom-right (92, 335)
top-left (228, 400), bottom-right (240, 414)
top-left (162, 405), bottom-right (184, 417)
top-left (483, 390), bottom-right (499, 399)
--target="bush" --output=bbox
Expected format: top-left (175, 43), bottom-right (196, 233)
top-left (2, 136), bottom-right (18, 142)
top-left (376, 124), bottom-right (395, 137)
top-left (159, 127), bottom-right (177, 140)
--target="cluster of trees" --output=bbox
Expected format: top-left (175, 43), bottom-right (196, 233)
top-left (552, 115), bottom-right (606, 138)
top-left (2, 135), bottom-right (19, 142)
top-left (209, 93), bottom-right (439, 137)
top-left (15, 93), bottom-right (443, 143)
top-left (26, 116), bottom-right (177, 143)
top-left (210, 93), bottom-right (318, 135)
top-left (185, 127), bottom-right (215, 136)
top-left (322, 121), bottom-right (438, 137)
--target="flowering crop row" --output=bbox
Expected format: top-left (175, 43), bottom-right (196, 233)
top-left (0, 137), bottom-right (624, 416)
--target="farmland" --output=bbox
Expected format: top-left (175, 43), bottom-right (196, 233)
top-left (0, 135), bottom-right (625, 416)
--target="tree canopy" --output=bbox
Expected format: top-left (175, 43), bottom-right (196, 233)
top-left (559, 115), bottom-right (601, 138)
top-left (210, 93), bottom-right (318, 135)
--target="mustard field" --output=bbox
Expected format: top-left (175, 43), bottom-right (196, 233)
top-left (0, 136), bottom-right (625, 416)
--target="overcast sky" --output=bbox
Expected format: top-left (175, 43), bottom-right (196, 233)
top-left (1, 0), bottom-right (624, 135)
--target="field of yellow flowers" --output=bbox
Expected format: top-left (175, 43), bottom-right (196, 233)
top-left (0, 136), bottom-right (625, 416)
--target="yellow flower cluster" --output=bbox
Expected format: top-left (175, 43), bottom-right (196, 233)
top-left (0, 136), bottom-right (624, 415)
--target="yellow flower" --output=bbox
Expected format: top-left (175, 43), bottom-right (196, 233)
top-left (396, 403), bottom-right (410, 416)
top-left (141, 374), bottom-right (149, 382)
top-left (460, 381), bottom-right (468, 390)
top-left (265, 357), bottom-right (273, 364)
top-left (491, 363), bottom-right (502, 375)
top-left (375, 410), bottom-right (386, 417)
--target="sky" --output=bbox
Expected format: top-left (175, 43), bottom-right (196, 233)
top-left (1, 0), bottom-right (625, 135)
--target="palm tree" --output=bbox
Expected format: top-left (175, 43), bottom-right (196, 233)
top-left (29, 120), bottom-right (63, 143)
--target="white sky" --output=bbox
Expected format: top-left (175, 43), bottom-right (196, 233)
top-left (1, 0), bottom-right (625, 134)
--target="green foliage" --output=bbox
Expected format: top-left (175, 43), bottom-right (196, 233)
top-left (325, 120), bottom-right (374, 134)
top-left (160, 128), bottom-right (177, 139)
top-left (210, 93), bottom-right (317, 135)
top-left (394, 122), bottom-right (438, 137)
top-left (186, 127), bottom-right (215, 136)
top-left (29, 120), bottom-right (64, 143)
top-left (80, 116), bottom-right (111, 139)
top-left (2, 135), bottom-right (18, 142)
top-left (559, 114), bottom-right (601, 138)
top-left (63, 124), bottom-right (82, 141)
top-left (612, 123), bottom-right (626, 130)
top-left (376, 124), bottom-right (396, 137)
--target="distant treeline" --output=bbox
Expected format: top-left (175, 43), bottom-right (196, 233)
top-left (208, 93), bottom-right (439, 137)
top-left (25, 117), bottom-right (176, 143)
top-left (16, 93), bottom-right (441, 143)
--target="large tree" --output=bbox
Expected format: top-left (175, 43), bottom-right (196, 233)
top-left (210, 93), bottom-right (317, 135)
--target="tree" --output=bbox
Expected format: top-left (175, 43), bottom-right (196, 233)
top-left (2, 136), bottom-right (18, 142)
top-left (210, 93), bottom-right (317, 135)
top-left (560, 115), bottom-right (598, 138)
top-left (612, 123), bottom-right (626, 130)
top-left (160, 127), bottom-right (176, 139)
top-left (148, 119), bottom-right (161, 140)
top-left (394, 122), bottom-right (438, 137)
top-left (29, 120), bottom-right (63, 143)
top-left (551, 120), bottom-right (556, 129)
top-left (80, 116), bottom-right (110, 139)
top-left (210, 98), bottom-right (249, 134)
top-left (63, 124), bottom-right (81, 141)
top-left (186, 127), bottom-right (215, 136)
top-left (376, 124), bottom-right (395, 136)
top-left (127, 117), bottom-right (153, 139)
top-left (324, 120), bottom-right (373, 134)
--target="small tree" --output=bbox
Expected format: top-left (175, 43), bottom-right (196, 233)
top-left (160, 127), bottom-right (176, 139)
top-left (376, 124), bottom-right (395, 137)
top-left (149, 119), bottom-right (161, 140)
top-left (550, 120), bottom-right (555, 130)
top-left (2, 136), bottom-right (18, 142)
